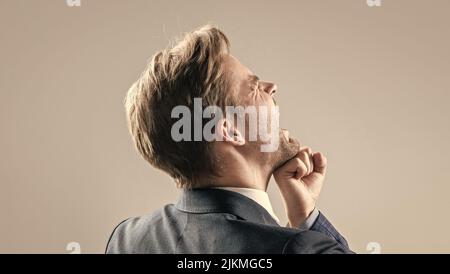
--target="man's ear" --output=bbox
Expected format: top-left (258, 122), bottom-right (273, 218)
top-left (216, 118), bottom-right (245, 146)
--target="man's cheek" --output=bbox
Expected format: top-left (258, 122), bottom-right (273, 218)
top-left (259, 107), bottom-right (280, 153)
top-left (260, 133), bottom-right (279, 152)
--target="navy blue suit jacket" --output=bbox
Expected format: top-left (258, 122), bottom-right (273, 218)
top-left (106, 188), bottom-right (352, 254)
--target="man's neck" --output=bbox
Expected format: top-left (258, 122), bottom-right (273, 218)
top-left (210, 161), bottom-right (271, 191)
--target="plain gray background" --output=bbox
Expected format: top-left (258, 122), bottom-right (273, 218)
top-left (1, 0), bottom-right (449, 253)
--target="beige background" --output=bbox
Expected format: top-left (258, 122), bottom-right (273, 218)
top-left (1, 0), bottom-right (449, 254)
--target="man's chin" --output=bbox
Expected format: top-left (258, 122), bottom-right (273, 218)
top-left (272, 136), bottom-right (300, 172)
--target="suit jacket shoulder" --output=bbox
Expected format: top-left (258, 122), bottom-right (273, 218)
top-left (106, 189), bottom-right (352, 254)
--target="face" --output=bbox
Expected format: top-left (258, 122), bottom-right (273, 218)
top-left (222, 55), bottom-right (300, 171)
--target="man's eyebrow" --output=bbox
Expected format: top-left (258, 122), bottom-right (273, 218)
top-left (248, 75), bottom-right (260, 84)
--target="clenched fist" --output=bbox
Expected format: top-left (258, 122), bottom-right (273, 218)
top-left (273, 146), bottom-right (327, 228)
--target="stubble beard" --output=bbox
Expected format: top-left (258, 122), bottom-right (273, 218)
top-left (268, 130), bottom-right (301, 174)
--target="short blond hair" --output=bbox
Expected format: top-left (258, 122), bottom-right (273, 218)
top-left (125, 25), bottom-right (233, 188)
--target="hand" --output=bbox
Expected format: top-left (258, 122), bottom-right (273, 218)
top-left (273, 146), bottom-right (327, 228)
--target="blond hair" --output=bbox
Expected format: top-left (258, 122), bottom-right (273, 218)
top-left (125, 25), bottom-right (233, 188)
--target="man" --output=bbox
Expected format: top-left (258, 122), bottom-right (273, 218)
top-left (106, 25), bottom-right (352, 254)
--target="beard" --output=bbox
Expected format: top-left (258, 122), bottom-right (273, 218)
top-left (242, 128), bottom-right (301, 175)
top-left (267, 129), bottom-right (300, 173)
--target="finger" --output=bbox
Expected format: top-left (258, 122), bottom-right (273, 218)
top-left (300, 146), bottom-right (312, 156)
top-left (294, 158), bottom-right (308, 179)
top-left (306, 150), bottom-right (314, 175)
top-left (274, 157), bottom-right (307, 180)
top-left (297, 147), bottom-right (313, 174)
top-left (312, 152), bottom-right (327, 176)
top-left (300, 147), bottom-right (312, 154)
top-left (286, 158), bottom-right (308, 179)
top-left (296, 151), bottom-right (311, 174)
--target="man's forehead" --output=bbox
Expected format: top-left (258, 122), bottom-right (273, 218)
top-left (223, 54), bottom-right (255, 82)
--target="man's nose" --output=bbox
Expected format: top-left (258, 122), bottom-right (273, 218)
top-left (262, 81), bottom-right (277, 96)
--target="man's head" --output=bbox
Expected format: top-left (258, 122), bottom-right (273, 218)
top-left (125, 25), bottom-right (299, 189)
